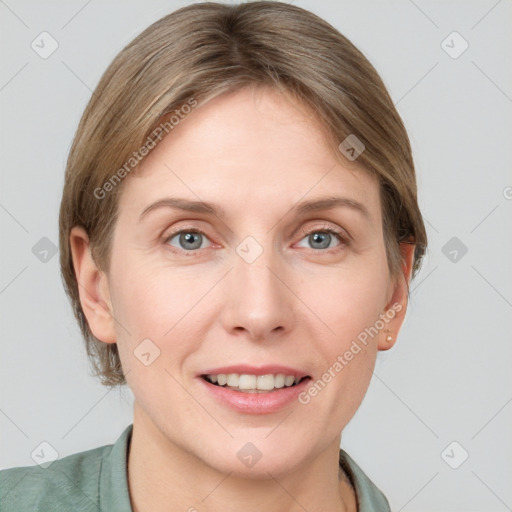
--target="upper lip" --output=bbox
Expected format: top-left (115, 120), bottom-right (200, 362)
top-left (199, 365), bottom-right (310, 379)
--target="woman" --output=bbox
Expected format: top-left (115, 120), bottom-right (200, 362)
top-left (0, 2), bottom-right (426, 510)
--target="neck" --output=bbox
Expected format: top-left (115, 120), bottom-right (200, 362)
top-left (127, 402), bottom-right (356, 512)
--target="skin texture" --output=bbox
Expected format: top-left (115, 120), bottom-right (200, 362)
top-left (70, 85), bottom-right (414, 512)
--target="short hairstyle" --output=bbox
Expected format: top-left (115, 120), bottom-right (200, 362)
top-left (59, 1), bottom-right (427, 387)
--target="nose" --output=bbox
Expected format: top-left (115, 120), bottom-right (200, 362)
top-left (220, 243), bottom-right (294, 343)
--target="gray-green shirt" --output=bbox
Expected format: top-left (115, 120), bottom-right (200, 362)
top-left (0, 424), bottom-right (391, 511)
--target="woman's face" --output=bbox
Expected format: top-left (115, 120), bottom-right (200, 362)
top-left (80, 86), bottom-right (411, 476)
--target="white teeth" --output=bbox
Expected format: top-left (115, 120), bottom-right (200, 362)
top-left (284, 375), bottom-right (295, 386)
top-left (239, 374), bottom-right (257, 390)
top-left (256, 374), bottom-right (274, 391)
top-left (274, 374), bottom-right (285, 388)
top-left (226, 373), bottom-right (239, 387)
top-left (205, 372), bottom-right (304, 391)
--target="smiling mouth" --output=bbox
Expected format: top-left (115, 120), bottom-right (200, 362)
top-left (201, 373), bottom-right (311, 393)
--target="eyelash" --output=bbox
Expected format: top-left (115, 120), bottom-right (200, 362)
top-left (163, 224), bottom-right (349, 256)
top-left (295, 224), bottom-right (349, 251)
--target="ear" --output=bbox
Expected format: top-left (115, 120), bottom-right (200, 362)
top-left (69, 226), bottom-right (116, 344)
top-left (378, 242), bottom-right (415, 351)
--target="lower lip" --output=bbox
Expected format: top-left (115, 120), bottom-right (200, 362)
top-left (199, 377), bottom-right (311, 414)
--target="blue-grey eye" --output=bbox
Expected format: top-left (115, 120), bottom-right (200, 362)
top-left (297, 230), bottom-right (343, 250)
top-left (167, 230), bottom-right (209, 251)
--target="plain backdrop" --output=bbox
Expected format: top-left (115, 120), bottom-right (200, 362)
top-left (1, 1), bottom-right (511, 510)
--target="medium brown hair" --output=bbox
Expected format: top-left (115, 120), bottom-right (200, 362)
top-left (59, 1), bottom-right (427, 387)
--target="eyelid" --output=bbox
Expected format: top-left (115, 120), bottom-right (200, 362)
top-left (294, 222), bottom-right (351, 243)
top-left (163, 226), bottom-right (211, 244)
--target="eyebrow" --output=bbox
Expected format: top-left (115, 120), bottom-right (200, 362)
top-left (138, 195), bottom-right (370, 222)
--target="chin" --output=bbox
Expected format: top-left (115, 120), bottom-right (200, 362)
top-left (194, 434), bottom-right (315, 479)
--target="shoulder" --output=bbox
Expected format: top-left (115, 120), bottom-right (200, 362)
top-left (0, 442), bottom-right (113, 512)
top-left (339, 448), bottom-right (391, 512)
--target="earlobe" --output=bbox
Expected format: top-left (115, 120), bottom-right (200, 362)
top-left (378, 242), bottom-right (416, 351)
top-left (379, 331), bottom-right (395, 351)
top-left (69, 226), bottom-right (116, 344)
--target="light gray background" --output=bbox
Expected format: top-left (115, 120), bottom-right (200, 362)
top-left (1, 1), bottom-right (511, 510)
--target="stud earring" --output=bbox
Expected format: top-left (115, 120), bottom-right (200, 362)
top-left (386, 334), bottom-right (393, 343)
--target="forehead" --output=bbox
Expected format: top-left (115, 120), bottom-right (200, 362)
top-left (118, 86), bottom-right (381, 222)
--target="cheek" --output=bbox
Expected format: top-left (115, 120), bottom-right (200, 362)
top-left (110, 268), bottom-right (167, 339)
top-left (110, 255), bottom-right (189, 334)
top-left (108, 258), bottom-right (214, 375)
top-left (307, 255), bottom-right (390, 346)
top-left (299, 253), bottom-right (389, 407)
